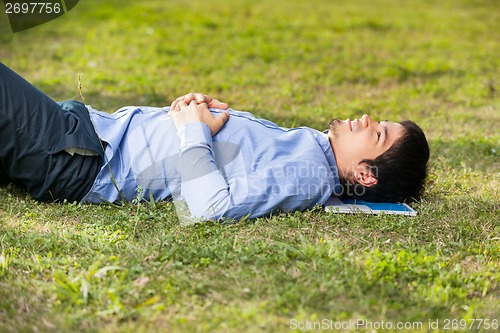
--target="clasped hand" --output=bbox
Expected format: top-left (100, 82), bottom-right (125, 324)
top-left (170, 92), bottom-right (230, 136)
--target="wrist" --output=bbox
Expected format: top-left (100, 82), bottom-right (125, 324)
top-left (177, 122), bottom-right (212, 150)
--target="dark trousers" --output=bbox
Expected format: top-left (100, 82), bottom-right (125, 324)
top-left (0, 62), bottom-right (103, 202)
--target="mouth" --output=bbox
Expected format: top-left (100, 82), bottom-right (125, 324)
top-left (348, 119), bottom-right (355, 131)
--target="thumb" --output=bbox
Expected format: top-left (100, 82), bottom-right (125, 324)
top-left (218, 111), bottom-right (230, 124)
top-left (211, 111), bottom-right (230, 136)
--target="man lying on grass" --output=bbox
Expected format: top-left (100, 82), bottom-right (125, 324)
top-left (0, 62), bottom-right (429, 221)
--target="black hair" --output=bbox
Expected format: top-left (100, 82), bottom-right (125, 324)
top-left (349, 120), bottom-right (430, 202)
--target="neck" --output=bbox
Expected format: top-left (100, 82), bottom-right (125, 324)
top-left (328, 132), bottom-right (351, 184)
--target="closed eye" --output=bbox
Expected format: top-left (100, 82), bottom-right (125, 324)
top-left (377, 131), bottom-right (381, 141)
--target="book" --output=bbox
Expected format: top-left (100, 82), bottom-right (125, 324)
top-left (324, 196), bottom-right (417, 216)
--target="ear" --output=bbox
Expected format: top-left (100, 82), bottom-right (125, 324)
top-left (354, 162), bottom-right (378, 187)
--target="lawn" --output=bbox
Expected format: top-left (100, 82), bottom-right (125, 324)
top-left (0, 0), bottom-right (499, 332)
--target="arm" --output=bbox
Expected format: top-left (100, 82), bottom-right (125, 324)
top-left (169, 100), bottom-right (232, 220)
top-left (170, 102), bottom-right (333, 221)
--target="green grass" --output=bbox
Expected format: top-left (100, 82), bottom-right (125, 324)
top-left (0, 0), bottom-right (499, 332)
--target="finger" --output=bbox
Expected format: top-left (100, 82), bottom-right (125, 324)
top-left (176, 100), bottom-right (189, 110)
top-left (197, 101), bottom-right (209, 113)
top-left (209, 99), bottom-right (229, 110)
top-left (170, 98), bottom-right (179, 110)
top-left (197, 101), bottom-right (208, 108)
top-left (195, 93), bottom-right (208, 104)
top-left (186, 99), bottom-right (199, 110)
top-left (172, 93), bottom-right (191, 109)
top-left (171, 100), bottom-right (181, 111)
top-left (182, 93), bottom-right (196, 104)
top-left (202, 94), bottom-right (213, 104)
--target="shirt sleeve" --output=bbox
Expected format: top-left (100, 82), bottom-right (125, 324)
top-left (175, 122), bottom-right (233, 221)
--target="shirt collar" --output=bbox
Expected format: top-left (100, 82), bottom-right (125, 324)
top-left (316, 130), bottom-right (342, 195)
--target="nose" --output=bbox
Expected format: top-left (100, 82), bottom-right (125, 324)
top-left (361, 114), bottom-right (374, 127)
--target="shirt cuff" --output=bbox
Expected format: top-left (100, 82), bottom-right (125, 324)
top-left (177, 122), bottom-right (212, 150)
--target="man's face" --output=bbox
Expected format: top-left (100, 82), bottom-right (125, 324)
top-left (328, 114), bottom-right (405, 181)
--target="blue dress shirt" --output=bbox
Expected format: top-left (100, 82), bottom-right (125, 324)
top-left (82, 106), bottom-right (341, 221)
